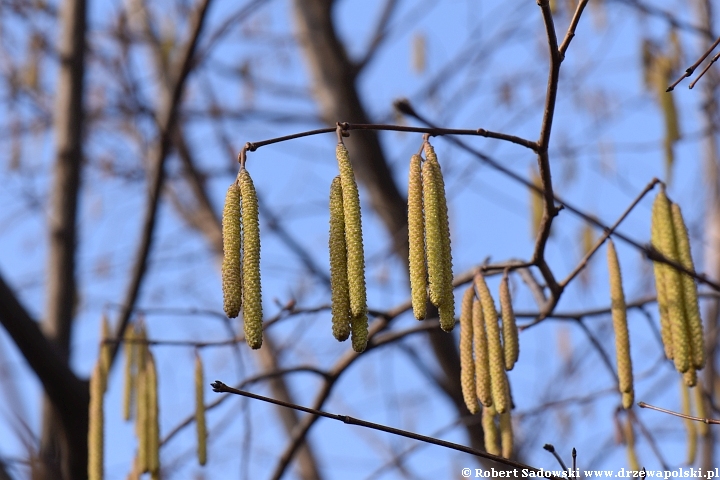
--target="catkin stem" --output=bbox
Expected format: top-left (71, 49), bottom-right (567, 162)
top-left (329, 176), bottom-right (351, 342)
top-left (459, 286), bottom-right (478, 414)
top-left (240, 169), bottom-right (263, 349)
top-left (408, 154), bottom-right (427, 320)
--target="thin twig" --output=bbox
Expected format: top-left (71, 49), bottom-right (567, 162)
top-left (211, 382), bottom-right (563, 476)
top-left (689, 51), bottom-right (720, 90)
top-left (542, 444), bottom-right (568, 472)
top-left (558, 0), bottom-right (590, 59)
top-left (667, 35), bottom-right (720, 91)
top-left (638, 402), bottom-right (720, 425)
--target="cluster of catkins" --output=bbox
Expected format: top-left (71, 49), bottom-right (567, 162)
top-left (459, 272), bottom-right (518, 458)
top-left (221, 168), bottom-right (263, 349)
top-left (650, 188), bottom-right (704, 386)
top-left (88, 320), bottom-right (208, 480)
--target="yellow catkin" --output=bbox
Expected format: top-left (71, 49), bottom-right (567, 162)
top-left (100, 315), bottom-right (111, 391)
top-left (221, 182), bottom-right (242, 318)
top-left (239, 169), bottom-right (263, 349)
top-left (652, 190), bottom-right (689, 373)
top-left (651, 212), bottom-right (674, 360)
top-left (475, 274), bottom-right (508, 414)
top-left (499, 411), bottom-right (513, 459)
top-left (335, 144), bottom-right (367, 319)
top-left (624, 415), bottom-right (640, 471)
top-left (607, 239), bottom-right (633, 400)
top-left (482, 405), bottom-right (500, 456)
top-left (459, 286), bottom-right (478, 414)
top-left (123, 326), bottom-right (136, 422)
top-left (681, 380), bottom-right (697, 465)
top-left (351, 312), bottom-right (369, 353)
top-left (423, 144), bottom-right (454, 331)
top-left (88, 363), bottom-right (105, 480)
top-left (135, 367), bottom-right (148, 473)
top-left (329, 176), bottom-right (351, 341)
top-left (671, 202), bottom-right (705, 370)
top-left (622, 391), bottom-right (634, 410)
top-left (695, 381), bottom-right (709, 437)
top-left (195, 354), bottom-right (207, 466)
top-left (684, 368), bottom-right (697, 388)
top-left (472, 299), bottom-right (493, 407)
top-left (146, 353), bottom-right (160, 476)
top-left (408, 154), bottom-right (427, 320)
top-left (499, 273), bottom-right (519, 370)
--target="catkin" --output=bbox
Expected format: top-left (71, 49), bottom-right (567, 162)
top-left (652, 190), bottom-right (690, 373)
top-left (651, 213), bottom-right (674, 360)
top-left (195, 354), bottom-right (207, 466)
top-left (622, 391), bottom-right (634, 410)
top-left (695, 381), bottom-right (709, 437)
top-left (482, 405), bottom-right (500, 456)
top-left (459, 286), bottom-right (478, 414)
top-left (681, 380), bottom-right (697, 465)
top-left (624, 415), bottom-right (640, 472)
top-left (408, 154), bottom-right (427, 320)
top-left (221, 182), bottom-right (242, 318)
top-left (472, 298), bottom-right (493, 407)
top-left (475, 274), bottom-right (508, 414)
top-left (607, 239), bottom-right (634, 400)
top-left (351, 312), bottom-right (369, 353)
top-left (671, 203), bottom-right (705, 370)
top-left (123, 326), bottom-right (136, 422)
top-left (499, 273), bottom-right (519, 370)
top-left (100, 315), bottom-right (111, 392)
top-left (329, 176), bottom-right (351, 342)
top-left (88, 363), bottom-right (105, 480)
top-left (499, 411), bottom-right (513, 459)
top-left (336, 144), bottom-right (367, 319)
top-left (146, 353), bottom-right (160, 476)
top-left (136, 366), bottom-right (148, 473)
top-left (422, 144), bottom-right (454, 331)
top-left (684, 368), bottom-right (697, 388)
top-left (239, 169), bottom-right (263, 349)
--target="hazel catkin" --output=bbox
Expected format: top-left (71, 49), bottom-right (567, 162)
top-left (408, 154), bottom-right (427, 320)
top-left (239, 169), bottom-right (263, 350)
top-left (329, 176), bottom-right (351, 342)
top-left (195, 354), bottom-right (207, 466)
top-left (499, 273), bottom-right (519, 370)
top-left (499, 411), bottom-right (513, 459)
top-left (671, 203), bottom-right (704, 370)
top-left (422, 144), bottom-right (454, 331)
top-left (146, 353), bottom-right (160, 476)
top-left (336, 143), bottom-right (367, 320)
top-left (607, 239), bottom-right (634, 404)
top-left (473, 298), bottom-right (493, 408)
top-left (123, 326), bottom-right (136, 422)
top-left (475, 274), bottom-right (508, 414)
top-left (459, 285), bottom-right (478, 414)
top-left (88, 362), bottom-right (105, 480)
top-left (482, 405), bottom-right (500, 456)
top-left (221, 182), bottom-right (242, 318)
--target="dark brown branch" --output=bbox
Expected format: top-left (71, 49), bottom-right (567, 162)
top-left (211, 382), bottom-right (562, 477)
top-left (109, 0), bottom-right (212, 366)
top-left (558, 0), bottom-right (590, 59)
top-left (689, 51), bottom-right (720, 90)
top-left (667, 35), bottom-right (720, 91)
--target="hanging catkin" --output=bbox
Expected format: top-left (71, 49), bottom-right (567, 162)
top-left (329, 176), bottom-right (351, 342)
top-left (195, 354), bottom-right (207, 466)
top-left (624, 415), bottom-right (640, 472)
top-left (652, 189), bottom-right (690, 373)
top-left (422, 143), bottom-right (454, 331)
top-left (100, 315), bottom-right (111, 391)
top-left (88, 362), bottom-right (105, 480)
top-left (335, 143), bottom-right (367, 319)
top-left (459, 285), bottom-right (478, 414)
top-left (239, 169), bottom-right (263, 350)
top-left (136, 364), bottom-right (148, 473)
top-left (607, 239), bottom-right (634, 404)
top-left (408, 154), bottom-right (427, 320)
top-left (473, 298), bottom-right (493, 408)
top-left (499, 272), bottom-right (519, 370)
top-left (221, 181), bottom-right (242, 318)
top-left (475, 274), bottom-right (508, 414)
top-left (671, 203), bottom-right (705, 370)
top-left (146, 353), bottom-right (160, 477)
top-left (499, 411), bottom-right (513, 459)
top-left (680, 380), bottom-right (697, 465)
top-left (482, 405), bottom-right (500, 456)
top-left (695, 381), bottom-right (709, 437)
top-left (123, 326), bottom-right (136, 422)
